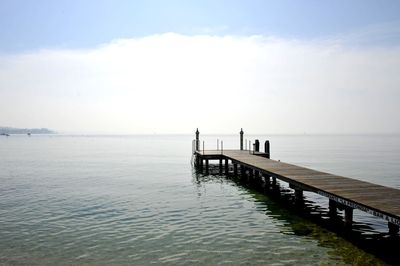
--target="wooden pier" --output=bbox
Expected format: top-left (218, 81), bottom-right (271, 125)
top-left (193, 129), bottom-right (400, 235)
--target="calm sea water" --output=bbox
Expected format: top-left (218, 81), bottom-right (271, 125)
top-left (1, 134), bottom-right (400, 265)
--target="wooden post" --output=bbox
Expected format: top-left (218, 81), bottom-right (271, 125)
top-left (294, 189), bottom-right (303, 204)
top-left (388, 222), bottom-right (399, 236)
top-left (195, 128), bottom-right (200, 151)
top-left (240, 165), bottom-right (245, 178)
top-left (264, 175), bottom-right (271, 185)
top-left (272, 176), bottom-right (277, 186)
top-left (219, 159), bottom-right (223, 174)
top-left (225, 159), bottom-right (229, 174)
top-left (240, 128), bottom-right (244, 150)
top-left (233, 163), bottom-right (238, 176)
top-left (254, 139), bottom-right (260, 152)
top-left (249, 168), bottom-right (254, 178)
top-left (344, 207), bottom-right (353, 228)
top-left (329, 199), bottom-right (337, 217)
top-left (205, 159), bottom-right (209, 174)
top-left (264, 140), bottom-right (270, 159)
top-left (256, 171), bottom-right (263, 185)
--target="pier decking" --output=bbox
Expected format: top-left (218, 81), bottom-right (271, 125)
top-left (193, 130), bottom-right (400, 235)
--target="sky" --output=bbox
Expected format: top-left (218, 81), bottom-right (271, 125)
top-left (1, 0), bottom-right (400, 134)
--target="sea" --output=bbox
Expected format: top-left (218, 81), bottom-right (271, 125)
top-left (1, 134), bottom-right (399, 265)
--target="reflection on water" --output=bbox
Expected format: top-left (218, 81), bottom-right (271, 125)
top-left (195, 164), bottom-right (398, 264)
top-left (0, 135), bottom-right (398, 265)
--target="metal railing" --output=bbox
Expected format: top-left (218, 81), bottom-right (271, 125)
top-left (193, 138), bottom-right (257, 154)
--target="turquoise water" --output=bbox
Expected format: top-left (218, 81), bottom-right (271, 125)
top-left (1, 134), bottom-right (399, 265)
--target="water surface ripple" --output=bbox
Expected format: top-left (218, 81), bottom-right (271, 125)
top-left (1, 134), bottom-right (399, 265)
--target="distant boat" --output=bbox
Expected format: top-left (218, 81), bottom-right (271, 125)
top-left (1, 133), bottom-right (10, 136)
top-left (27, 132), bottom-right (31, 136)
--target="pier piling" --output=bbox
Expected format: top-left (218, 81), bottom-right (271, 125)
top-left (329, 199), bottom-right (337, 217)
top-left (388, 222), bottom-right (399, 235)
top-left (233, 163), bottom-right (238, 176)
top-left (344, 207), bottom-right (353, 228)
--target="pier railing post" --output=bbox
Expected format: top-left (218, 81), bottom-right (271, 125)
top-left (240, 128), bottom-right (244, 150)
top-left (195, 128), bottom-right (200, 151)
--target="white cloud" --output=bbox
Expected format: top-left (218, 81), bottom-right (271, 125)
top-left (1, 33), bottom-right (399, 134)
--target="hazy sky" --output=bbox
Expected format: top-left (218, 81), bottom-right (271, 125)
top-left (1, 0), bottom-right (400, 134)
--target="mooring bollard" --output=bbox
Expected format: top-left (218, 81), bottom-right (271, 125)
top-left (254, 139), bottom-right (260, 152)
top-left (264, 140), bottom-right (270, 159)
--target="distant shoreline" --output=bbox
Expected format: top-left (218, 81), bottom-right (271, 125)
top-left (0, 126), bottom-right (56, 134)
